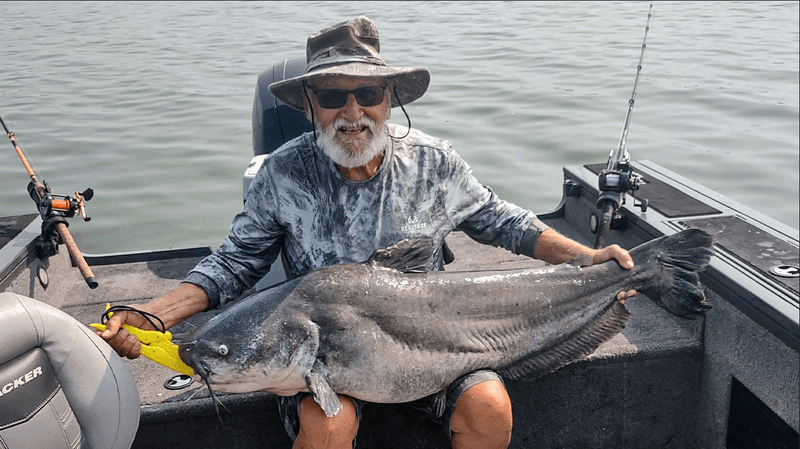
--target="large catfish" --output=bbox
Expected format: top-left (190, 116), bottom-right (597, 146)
top-left (179, 229), bottom-right (713, 417)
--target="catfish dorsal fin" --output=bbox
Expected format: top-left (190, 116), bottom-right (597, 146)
top-left (368, 237), bottom-right (435, 273)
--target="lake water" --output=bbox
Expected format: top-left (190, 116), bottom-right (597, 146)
top-left (1, 1), bottom-right (798, 254)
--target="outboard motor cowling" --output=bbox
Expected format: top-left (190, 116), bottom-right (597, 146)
top-left (251, 56), bottom-right (313, 157)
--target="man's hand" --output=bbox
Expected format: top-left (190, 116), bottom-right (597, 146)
top-left (615, 289), bottom-right (638, 303)
top-left (94, 282), bottom-right (210, 359)
top-left (533, 229), bottom-right (638, 303)
top-left (95, 304), bottom-right (157, 359)
top-left (589, 244), bottom-right (638, 303)
top-left (590, 244), bottom-right (634, 270)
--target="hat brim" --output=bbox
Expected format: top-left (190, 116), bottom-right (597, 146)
top-left (268, 63), bottom-right (430, 111)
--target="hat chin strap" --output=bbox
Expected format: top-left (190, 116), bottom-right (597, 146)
top-left (388, 87), bottom-right (411, 140)
top-left (302, 83), bottom-right (319, 142)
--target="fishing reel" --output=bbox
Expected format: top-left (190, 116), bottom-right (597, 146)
top-left (596, 162), bottom-right (648, 213)
top-left (27, 179), bottom-right (94, 259)
top-left (591, 162), bottom-right (649, 248)
top-left (28, 180), bottom-right (93, 221)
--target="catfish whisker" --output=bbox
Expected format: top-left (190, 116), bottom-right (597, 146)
top-left (204, 377), bottom-right (228, 425)
top-left (178, 386), bottom-right (204, 409)
top-left (178, 319), bottom-right (198, 330)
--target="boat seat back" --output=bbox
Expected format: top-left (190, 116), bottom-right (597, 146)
top-left (0, 292), bottom-right (139, 449)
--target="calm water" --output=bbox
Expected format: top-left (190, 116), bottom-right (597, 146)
top-left (1, 1), bottom-right (798, 254)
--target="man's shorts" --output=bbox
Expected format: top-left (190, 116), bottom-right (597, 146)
top-left (278, 369), bottom-right (504, 445)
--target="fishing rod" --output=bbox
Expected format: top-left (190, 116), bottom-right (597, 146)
top-left (1, 114), bottom-right (98, 289)
top-left (593, 2), bottom-right (652, 249)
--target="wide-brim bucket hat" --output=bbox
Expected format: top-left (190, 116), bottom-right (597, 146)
top-left (268, 16), bottom-right (431, 111)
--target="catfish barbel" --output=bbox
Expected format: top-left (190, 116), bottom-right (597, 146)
top-left (179, 229), bottom-right (713, 417)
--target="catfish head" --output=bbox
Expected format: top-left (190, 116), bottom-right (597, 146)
top-left (178, 285), bottom-right (320, 396)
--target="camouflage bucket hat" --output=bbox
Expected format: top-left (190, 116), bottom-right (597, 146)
top-left (268, 16), bottom-right (431, 111)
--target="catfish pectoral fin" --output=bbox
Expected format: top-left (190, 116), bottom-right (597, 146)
top-left (305, 360), bottom-right (342, 417)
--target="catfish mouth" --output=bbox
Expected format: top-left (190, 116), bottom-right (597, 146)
top-left (179, 342), bottom-right (249, 391)
top-left (193, 361), bottom-right (212, 383)
top-left (179, 339), bottom-right (219, 385)
top-left (178, 340), bottom-right (200, 374)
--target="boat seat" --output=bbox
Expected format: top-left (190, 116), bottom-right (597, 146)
top-left (0, 292), bottom-right (140, 449)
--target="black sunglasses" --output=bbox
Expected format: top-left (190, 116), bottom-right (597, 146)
top-left (307, 84), bottom-right (387, 109)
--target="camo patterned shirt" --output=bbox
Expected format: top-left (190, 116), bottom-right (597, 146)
top-left (186, 125), bottom-right (550, 308)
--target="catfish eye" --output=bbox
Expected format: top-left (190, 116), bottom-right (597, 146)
top-left (218, 344), bottom-right (228, 356)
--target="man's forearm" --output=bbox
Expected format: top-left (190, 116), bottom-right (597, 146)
top-left (532, 229), bottom-right (593, 265)
top-left (146, 282), bottom-right (210, 330)
top-left (533, 229), bottom-right (635, 269)
top-left (98, 282), bottom-right (210, 358)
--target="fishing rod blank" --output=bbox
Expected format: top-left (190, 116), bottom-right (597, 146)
top-left (593, 2), bottom-right (652, 250)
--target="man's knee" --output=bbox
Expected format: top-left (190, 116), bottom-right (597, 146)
top-left (296, 394), bottom-right (358, 448)
top-left (450, 380), bottom-right (513, 447)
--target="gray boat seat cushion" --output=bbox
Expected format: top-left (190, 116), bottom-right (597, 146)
top-left (0, 292), bottom-right (140, 449)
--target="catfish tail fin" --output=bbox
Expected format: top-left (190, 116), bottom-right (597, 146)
top-left (630, 228), bottom-right (714, 319)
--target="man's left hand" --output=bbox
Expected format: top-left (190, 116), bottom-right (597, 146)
top-left (590, 244), bottom-right (638, 303)
top-left (591, 244), bottom-right (634, 269)
top-left (531, 230), bottom-right (638, 303)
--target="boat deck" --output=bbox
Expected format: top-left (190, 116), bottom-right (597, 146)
top-left (2, 223), bottom-right (705, 448)
top-left (1, 160), bottom-right (796, 448)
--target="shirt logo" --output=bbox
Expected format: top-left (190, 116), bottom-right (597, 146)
top-left (400, 214), bottom-right (430, 233)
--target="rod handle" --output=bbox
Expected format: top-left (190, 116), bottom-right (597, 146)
top-left (54, 222), bottom-right (98, 289)
top-left (593, 201), bottom-right (615, 250)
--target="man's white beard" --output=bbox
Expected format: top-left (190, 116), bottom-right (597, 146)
top-left (316, 117), bottom-right (387, 169)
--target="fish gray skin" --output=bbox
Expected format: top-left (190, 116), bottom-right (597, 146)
top-left (179, 228), bottom-right (713, 417)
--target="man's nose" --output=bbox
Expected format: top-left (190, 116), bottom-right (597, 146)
top-left (338, 93), bottom-right (364, 122)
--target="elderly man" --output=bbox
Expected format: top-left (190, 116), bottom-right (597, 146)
top-left (99, 16), bottom-right (635, 449)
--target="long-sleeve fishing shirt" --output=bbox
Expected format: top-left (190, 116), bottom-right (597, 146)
top-left (185, 124), bottom-right (550, 308)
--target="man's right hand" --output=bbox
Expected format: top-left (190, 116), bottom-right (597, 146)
top-left (94, 282), bottom-right (211, 359)
top-left (96, 304), bottom-right (158, 359)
